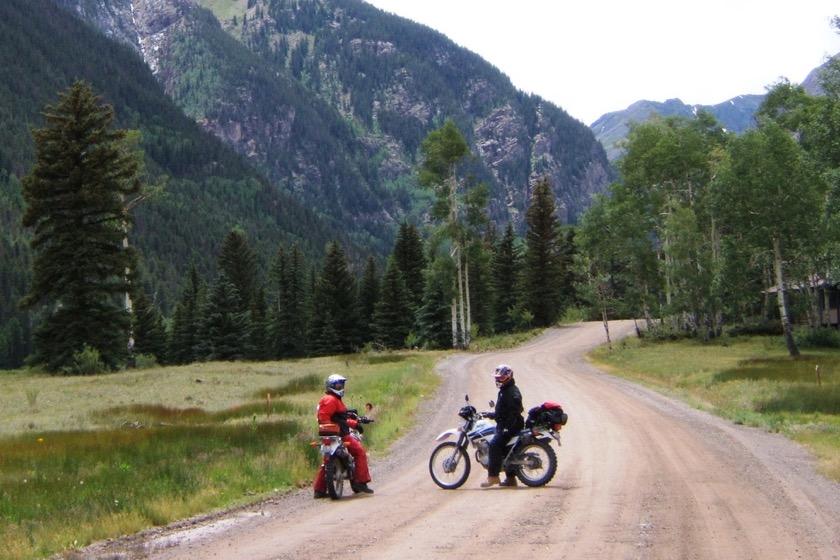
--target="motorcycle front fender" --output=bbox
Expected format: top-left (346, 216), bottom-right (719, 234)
top-left (434, 428), bottom-right (461, 442)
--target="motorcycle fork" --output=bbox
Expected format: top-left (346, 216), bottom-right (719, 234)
top-left (450, 432), bottom-right (468, 464)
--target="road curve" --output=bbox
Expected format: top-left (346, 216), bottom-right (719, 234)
top-left (79, 321), bottom-right (840, 559)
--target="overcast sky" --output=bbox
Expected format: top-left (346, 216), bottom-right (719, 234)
top-left (363, 1), bottom-right (840, 125)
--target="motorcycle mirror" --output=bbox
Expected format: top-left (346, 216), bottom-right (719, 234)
top-left (365, 402), bottom-right (373, 412)
top-left (464, 394), bottom-right (470, 402)
top-left (489, 400), bottom-right (495, 407)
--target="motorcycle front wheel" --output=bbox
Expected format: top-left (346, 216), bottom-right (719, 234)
top-left (429, 442), bottom-right (471, 489)
top-left (325, 458), bottom-right (348, 499)
top-left (514, 440), bottom-right (557, 487)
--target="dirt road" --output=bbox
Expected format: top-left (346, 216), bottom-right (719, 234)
top-left (79, 321), bottom-right (840, 559)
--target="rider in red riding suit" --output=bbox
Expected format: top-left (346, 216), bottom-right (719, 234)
top-left (313, 374), bottom-right (373, 498)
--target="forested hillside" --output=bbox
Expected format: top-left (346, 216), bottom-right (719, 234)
top-left (1, 0), bottom-right (613, 368)
top-left (0, 0), bottom-right (342, 366)
top-left (56, 0), bottom-right (612, 229)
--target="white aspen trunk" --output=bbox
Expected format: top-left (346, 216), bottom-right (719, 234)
top-left (601, 307), bottom-right (612, 349)
top-left (773, 237), bottom-right (799, 357)
top-left (711, 216), bottom-right (723, 336)
top-left (450, 296), bottom-right (458, 348)
top-left (463, 256), bottom-right (471, 348)
top-left (455, 244), bottom-right (465, 349)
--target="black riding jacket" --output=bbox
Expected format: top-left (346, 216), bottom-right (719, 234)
top-left (494, 380), bottom-right (524, 434)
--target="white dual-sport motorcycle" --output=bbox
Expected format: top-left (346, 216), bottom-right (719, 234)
top-left (429, 395), bottom-right (567, 489)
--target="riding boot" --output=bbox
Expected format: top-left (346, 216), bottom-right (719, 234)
top-left (499, 476), bottom-right (518, 487)
top-left (355, 483), bottom-right (374, 494)
top-left (480, 476), bottom-right (501, 488)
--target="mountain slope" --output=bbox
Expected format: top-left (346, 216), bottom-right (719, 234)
top-left (591, 95), bottom-right (765, 161)
top-left (0, 0), bottom-right (342, 340)
top-left (56, 0), bottom-right (612, 229)
top-left (591, 54), bottom-right (839, 162)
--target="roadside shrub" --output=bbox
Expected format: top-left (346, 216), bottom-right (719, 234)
top-left (794, 327), bottom-right (840, 349)
top-left (135, 353), bottom-right (159, 369)
top-left (63, 345), bottom-right (106, 375)
top-left (727, 321), bottom-right (784, 337)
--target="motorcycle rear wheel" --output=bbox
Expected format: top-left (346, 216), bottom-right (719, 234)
top-left (429, 442), bottom-right (471, 489)
top-left (325, 459), bottom-right (348, 499)
top-left (513, 440), bottom-right (557, 487)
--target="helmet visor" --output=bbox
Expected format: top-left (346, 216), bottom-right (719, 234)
top-left (331, 381), bottom-right (345, 391)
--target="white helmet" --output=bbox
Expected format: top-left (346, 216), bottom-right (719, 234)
top-left (326, 374), bottom-right (347, 397)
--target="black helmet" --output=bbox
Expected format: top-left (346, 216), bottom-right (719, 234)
top-left (494, 364), bottom-right (514, 388)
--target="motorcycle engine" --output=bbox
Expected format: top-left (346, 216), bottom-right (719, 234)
top-left (475, 440), bottom-right (490, 467)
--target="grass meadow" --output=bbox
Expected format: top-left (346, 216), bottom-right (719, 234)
top-left (589, 332), bottom-right (840, 481)
top-left (0, 352), bottom-right (443, 560)
top-left (4, 325), bottom-right (840, 559)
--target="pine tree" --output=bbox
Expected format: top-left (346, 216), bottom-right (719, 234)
top-left (308, 242), bottom-right (359, 356)
top-left (492, 223), bottom-right (523, 333)
top-left (198, 273), bottom-right (248, 361)
top-left (358, 256), bottom-right (380, 345)
top-left (269, 244), bottom-right (308, 358)
top-left (372, 257), bottom-right (413, 349)
top-left (416, 258), bottom-right (456, 349)
top-left (392, 221), bottom-right (427, 312)
top-left (523, 177), bottom-right (565, 327)
top-left (132, 289), bottom-right (167, 364)
top-left (246, 286), bottom-right (269, 360)
top-left (168, 263), bottom-right (204, 365)
top-left (218, 228), bottom-right (259, 312)
top-left (21, 81), bottom-right (143, 372)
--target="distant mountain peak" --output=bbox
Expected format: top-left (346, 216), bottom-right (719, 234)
top-left (592, 54), bottom-right (840, 162)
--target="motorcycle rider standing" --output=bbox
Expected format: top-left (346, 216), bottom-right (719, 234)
top-left (480, 364), bottom-right (524, 488)
top-left (313, 374), bottom-right (374, 498)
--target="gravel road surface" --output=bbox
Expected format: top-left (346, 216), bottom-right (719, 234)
top-left (75, 321), bottom-right (840, 560)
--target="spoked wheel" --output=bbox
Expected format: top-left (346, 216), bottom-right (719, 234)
top-left (514, 440), bottom-right (557, 487)
top-left (325, 459), bottom-right (348, 499)
top-left (429, 442), bottom-right (471, 489)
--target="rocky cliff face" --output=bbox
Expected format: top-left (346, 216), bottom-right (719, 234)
top-left (56, 0), bottom-right (612, 232)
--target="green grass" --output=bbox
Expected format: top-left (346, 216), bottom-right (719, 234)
top-left (589, 334), bottom-right (840, 481)
top-left (0, 351), bottom-right (444, 560)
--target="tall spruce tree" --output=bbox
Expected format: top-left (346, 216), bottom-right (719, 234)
top-left (372, 256), bottom-right (413, 349)
top-left (269, 244), bottom-right (308, 358)
top-left (416, 258), bottom-right (457, 349)
top-left (246, 286), bottom-right (270, 360)
top-left (358, 256), bottom-right (380, 345)
top-left (523, 177), bottom-right (566, 327)
top-left (492, 223), bottom-right (522, 333)
top-left (21, 81), bottom-right (143, 372)
top-left (218, 228), bottom-right (259, 312)
top-left (308, 241), bottom-right (360, 356)
top-left (168, 263), bottom-right (204, 365)
top-left (198, 273), bottom-right (248, 361)
top-left (392, 221), bottom-right (427, 312)
top-left (131, 288), bottom-right (167, 364)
